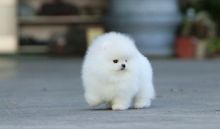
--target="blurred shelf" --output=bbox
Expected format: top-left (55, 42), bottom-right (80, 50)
top-left (19, 45), bottom-right (48, 53)
top-left (19, 15), bottom-right (103, 25)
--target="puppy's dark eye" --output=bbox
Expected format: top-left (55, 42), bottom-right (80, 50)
top-left (113, 59), bottom-right (118, 63)
top-left (125, 60), bottom-right (128, 62)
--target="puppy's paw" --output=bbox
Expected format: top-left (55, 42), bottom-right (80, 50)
top-left (112, 104), bottom-right (128, 111)
top-left (134, 99), bottom-right (151, 109)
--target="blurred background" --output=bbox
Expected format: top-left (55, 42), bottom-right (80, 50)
top-left (0, 1), bottom-right (220, 127)
top-left (0, 0), bottom-right (219, 59)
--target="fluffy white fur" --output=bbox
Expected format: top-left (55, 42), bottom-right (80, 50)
top-left (82, 32), bottom-right (155, 110)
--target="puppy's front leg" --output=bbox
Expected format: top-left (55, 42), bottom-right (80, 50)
top-left (112, 97), bottom-right (131, 110)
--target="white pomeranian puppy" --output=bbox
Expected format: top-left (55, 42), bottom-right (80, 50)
top-left (82, 32), bottom-right (155, 110)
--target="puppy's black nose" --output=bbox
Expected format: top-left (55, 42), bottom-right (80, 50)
top-left (122, 64), bottom-right (126, 68)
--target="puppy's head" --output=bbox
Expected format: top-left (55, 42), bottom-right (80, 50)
top-left (97, 32), bottom-right (138, 73)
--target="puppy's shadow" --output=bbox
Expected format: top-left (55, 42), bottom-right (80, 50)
top-left (80, 103), bottom-right (156, 111)
top-left (81, 106), bottom-right (155, 112)
top-left (82, 107), bottom-right (113, 112)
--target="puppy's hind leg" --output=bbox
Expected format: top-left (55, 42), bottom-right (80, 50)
top-left (133, 95), bottom-right (152, 109)
top-left (133, 82), bottom-right (155, 109)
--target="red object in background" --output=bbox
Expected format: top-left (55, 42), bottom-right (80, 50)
top-left (176, 37), bottom-right (196, 59)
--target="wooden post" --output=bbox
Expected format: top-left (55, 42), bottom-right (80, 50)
top-left (0, 0), bottom-right (17, 54)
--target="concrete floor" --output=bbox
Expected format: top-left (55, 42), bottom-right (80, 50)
top-left (0, 57), bottom-right (220, 129)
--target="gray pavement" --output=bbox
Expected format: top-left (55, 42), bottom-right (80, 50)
top-left (0, 57), bottom-right (220, 129)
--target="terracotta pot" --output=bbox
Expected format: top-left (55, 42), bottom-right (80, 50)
top-left (176, 37), bottom-right (196, 59)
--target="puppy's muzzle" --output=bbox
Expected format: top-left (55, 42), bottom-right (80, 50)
top-left (121, 64), bottom-right (126, 70)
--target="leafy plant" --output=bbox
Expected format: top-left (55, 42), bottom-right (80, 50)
top-left (207, 38), bottom-right (220, 56)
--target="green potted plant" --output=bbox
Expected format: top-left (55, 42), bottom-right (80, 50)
top-left (176, 6), bottom-right (197, 59)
